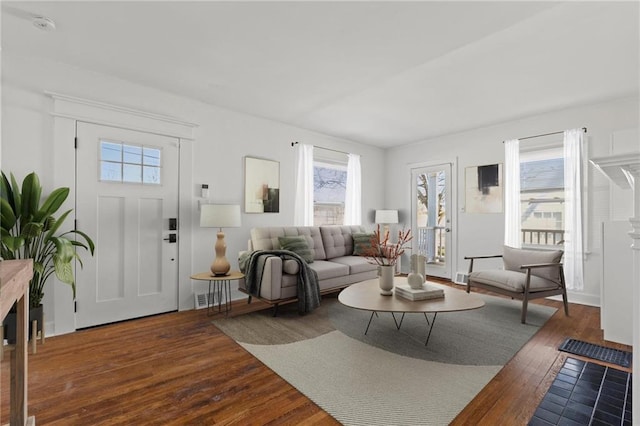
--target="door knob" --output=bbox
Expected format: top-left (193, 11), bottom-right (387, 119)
top-left (445, 228), bottom-right (451, 232)
top-left (164, 234), bottom-right (177, 243)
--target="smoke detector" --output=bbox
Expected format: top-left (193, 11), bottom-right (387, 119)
top-left (33, 16), bottom-right (56, 32)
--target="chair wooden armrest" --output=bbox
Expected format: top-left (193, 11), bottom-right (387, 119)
top-left (520, 262), bottom-right (562, 269)
top-left (463, 255), bottom-right (502, 260)
top-left (464, 254), bottom-right (502, 273)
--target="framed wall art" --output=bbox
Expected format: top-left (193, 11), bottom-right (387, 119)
top-left (244, 156), bottom-right (280, 213)
top-left (465, 163), bottom-right (503, 213)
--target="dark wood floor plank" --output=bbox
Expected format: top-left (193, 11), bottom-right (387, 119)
top-left (1, 279), bottom-right (630, 425)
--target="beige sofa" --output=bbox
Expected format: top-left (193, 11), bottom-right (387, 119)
top-left (238, 226), bottom-right (378, 310)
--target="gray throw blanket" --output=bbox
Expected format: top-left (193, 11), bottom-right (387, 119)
top-left (239, 250), bottom-right (321, 314)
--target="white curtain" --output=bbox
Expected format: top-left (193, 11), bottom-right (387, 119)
top-left (294, 144), bottom-right (314, 226)
top-left (563, 129), bottom-right (585, 291)
top-left (344, 153), bottom-right (362, 225)
top-left (504, 139), bottom-right (521, 248)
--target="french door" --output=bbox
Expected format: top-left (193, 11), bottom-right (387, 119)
top-left (75, 122), bottom-right (180, 328)
top-left (411, 163), bottom-right (453, 280)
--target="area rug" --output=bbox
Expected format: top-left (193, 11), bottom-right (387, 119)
top-left (213, 294), bottom-right (556, 425)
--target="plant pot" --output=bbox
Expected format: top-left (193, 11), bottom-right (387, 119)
top-left (378, 265), bottom-right (395, 295)
top-left (3, 304), bottom-right (43, 344)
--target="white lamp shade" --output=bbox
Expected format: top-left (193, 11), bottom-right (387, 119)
top-left (375, 209), bottom-right (398, 224)
top-left (200, 204), bottom-right (241, 228)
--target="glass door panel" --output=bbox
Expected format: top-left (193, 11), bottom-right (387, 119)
top-left (411, 164), bottom-right (452, 279)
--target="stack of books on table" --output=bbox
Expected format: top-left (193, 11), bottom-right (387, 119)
top-left (395, 283), bottom-right (445, 301)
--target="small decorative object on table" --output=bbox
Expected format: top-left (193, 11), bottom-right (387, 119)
top-left (407, 253), bottom-right (426, 289)
top-left (395, 283), bottom-right (444, 301)
top-left (363, 225), bottom-right (412, 295)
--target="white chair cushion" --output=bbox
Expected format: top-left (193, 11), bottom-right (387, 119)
top-left (470, 269), bottom-right (559, 293)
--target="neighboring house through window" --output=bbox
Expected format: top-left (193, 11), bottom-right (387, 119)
top-left (520, 147), bottom-right (565, 248)
top-left (506, 127), bottom-right (586, 291)
top-left (313, 148), bottom-right (348, 226)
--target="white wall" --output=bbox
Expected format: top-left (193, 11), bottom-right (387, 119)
top-left (385, 96), bottom-right (639, 306)
top-left (1, 53), bottom-right (385, 334)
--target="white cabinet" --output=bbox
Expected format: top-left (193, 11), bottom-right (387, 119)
top-left (601, 221), bottom-right (633, 345)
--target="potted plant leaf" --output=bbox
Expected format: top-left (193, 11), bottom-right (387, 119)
top-left (0, 171), bottom-right (94, 343)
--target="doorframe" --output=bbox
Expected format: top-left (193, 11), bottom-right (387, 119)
top-left (406, 158), bottom-right (458, 281)
top-left (49, 92), bottom-right (197, 336)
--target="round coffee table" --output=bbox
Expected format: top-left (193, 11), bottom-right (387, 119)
top-left (338, 277), bottom-right (485, 346)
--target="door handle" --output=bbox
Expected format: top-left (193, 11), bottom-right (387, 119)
top-left (445, 228), bottom-right (451, 232)
top-left (164, 233), bottom-right (177, 243)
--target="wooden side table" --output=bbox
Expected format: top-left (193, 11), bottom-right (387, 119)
top-left (0, 259), bottom-right (36, 425)
top-left (190, 271), bottom-right (245, 316)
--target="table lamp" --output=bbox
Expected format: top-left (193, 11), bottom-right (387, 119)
top-left (200, 204), bottom-right (241, 276)
top-left (375, 209), bottom-right (399, 241)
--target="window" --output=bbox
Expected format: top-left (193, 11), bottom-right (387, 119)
top-left (520, 147), bottom-right (564, 247)
top-left (100, 140), bottom-right (162, 184)
top-left (313, 149), bottom-right (348, 225)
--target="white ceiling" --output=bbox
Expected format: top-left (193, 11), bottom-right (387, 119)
top-left (2, 1), bottom-right (639, 148)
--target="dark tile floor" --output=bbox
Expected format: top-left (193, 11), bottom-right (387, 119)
top-left (529, 357), bottom-right (632, 426)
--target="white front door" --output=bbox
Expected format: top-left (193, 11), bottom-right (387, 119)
top-left (411, 163), bottom-right (453, 280)
top-left (75, 122), bottom-right (179, 328)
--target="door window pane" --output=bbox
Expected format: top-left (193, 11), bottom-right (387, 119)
top-left (100, 161), bottom-right (121, 181)
top-left (143, 147), bottom-right (161, 166)
top-left (123, 145), bottom-right (142, 164)
top-left (123, 164), bottom-right (142, 183)
top-left (101, 142), bottom-right (122, 162)
top-left (415, 170), bottom-right (447, 264)
top-left (143, 166), bottom-right (160, 184)
top-left (100, 140), bottom-right (161, 185)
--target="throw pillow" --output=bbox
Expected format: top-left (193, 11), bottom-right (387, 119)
top-left (278, 236), bottom-right (314, 263)
top-left (502, 245), bottom-right (563, 282)
top-left (352, 233), bottom-right (375, 256)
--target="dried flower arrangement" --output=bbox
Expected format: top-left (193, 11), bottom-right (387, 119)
top-left (362, 224), bottom-right (412, 266)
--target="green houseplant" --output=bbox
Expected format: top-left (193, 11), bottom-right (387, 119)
top-left (0, 171), bottom-right (94, 310)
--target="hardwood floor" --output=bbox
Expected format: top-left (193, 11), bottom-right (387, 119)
top-left (1, 280), bottom-right (632, 425)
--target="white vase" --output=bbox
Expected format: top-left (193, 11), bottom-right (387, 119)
top-left (416, 254), bottom-right (426, 282)
top-left (378, 265), bottom-right (395, 295)
top-left (408, 254), bottom-right (425, 289)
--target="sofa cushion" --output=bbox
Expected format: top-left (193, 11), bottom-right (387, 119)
top-left (503, 245), bottom-right (563, 283)
top-left (329, 256), bottom-right (377, 275)
top-left (470, 269), bottom-right (560, 293)
top-left (320, 226), bottom-right (365, 259)
top-left (278, 236), bottom-right (314, 263)
top-left (251, 227), bottom-right (327, 260)
top-left (352, 232), bottom-right (375, 256)
top-left (308, 260), bottom-right (349, 281)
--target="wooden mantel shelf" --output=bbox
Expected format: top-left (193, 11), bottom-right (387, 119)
top-left (0, 259), bottom-right (35, 426)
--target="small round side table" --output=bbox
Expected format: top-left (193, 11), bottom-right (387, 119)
top-left (190, 270), bottom-right (245, 316)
